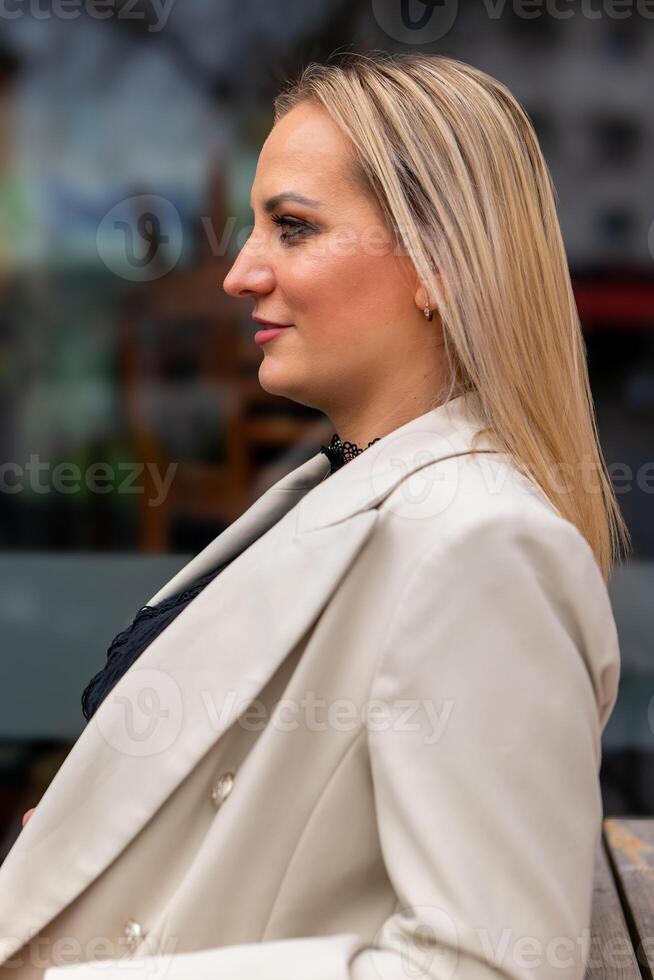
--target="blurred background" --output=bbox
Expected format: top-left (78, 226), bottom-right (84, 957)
top-left (0, 0), bottom-right (652, 859)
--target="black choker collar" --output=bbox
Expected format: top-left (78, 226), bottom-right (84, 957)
top-left (319, 433), bottom-right (381, 473)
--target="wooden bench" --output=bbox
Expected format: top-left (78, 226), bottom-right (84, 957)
top-left (589, 817), bottom-right (654, 978)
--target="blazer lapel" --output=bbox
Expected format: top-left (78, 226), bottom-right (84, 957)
top-left (0, 392), bottom-right (499, 964)
top-left (0, 488), bottom-right (378, 965)
top-left (144, 449), bottom-right (333, 606)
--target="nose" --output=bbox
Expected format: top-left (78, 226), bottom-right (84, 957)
top-left (222, 239), bottom-right (275, 300)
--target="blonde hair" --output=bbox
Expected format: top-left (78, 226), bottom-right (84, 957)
top-left (274, 50), bottom-right (631, 582)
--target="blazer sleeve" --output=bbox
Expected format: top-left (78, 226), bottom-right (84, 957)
top-left (41, 512), bottom-right (621, 980)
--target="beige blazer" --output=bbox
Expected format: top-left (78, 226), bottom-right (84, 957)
top-left (0, 392), bottom-right (621, 980)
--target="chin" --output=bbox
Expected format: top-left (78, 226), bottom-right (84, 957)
top-left (257, 360), bottom-right (295, 399)
top-left (257, 362), bottom-right (320, 412)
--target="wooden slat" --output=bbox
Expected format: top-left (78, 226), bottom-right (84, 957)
top-left (585, 826), bottom-right (640, 978)
top-left (603, 816), bottom-right (654, 979)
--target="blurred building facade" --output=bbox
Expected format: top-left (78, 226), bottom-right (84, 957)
top-left (0, 0), bottom-right (652, 851)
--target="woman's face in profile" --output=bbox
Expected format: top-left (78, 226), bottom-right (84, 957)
top-left (223, 101), bottom-right (437, 418)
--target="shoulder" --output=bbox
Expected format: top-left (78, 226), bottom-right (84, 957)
top-left (379, 447), bottom-right (602, 580)
top-left (374, 449), bottom-right (620, 733)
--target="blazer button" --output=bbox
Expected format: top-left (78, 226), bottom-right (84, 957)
top-left (123, 918), bottom-right (146, 954)
top-left (211, 769), bottom-right (235, 809)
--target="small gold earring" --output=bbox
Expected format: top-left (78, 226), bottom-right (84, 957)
top-left (423, 303), bottom-right (433, 322)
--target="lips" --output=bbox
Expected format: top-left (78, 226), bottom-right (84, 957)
top-left (252, 315), bottom-right (293, 328)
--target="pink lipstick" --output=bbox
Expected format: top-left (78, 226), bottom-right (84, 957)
top-left (254, 326), bottom-right (293, 344)
top-left (252, 315), bottom-right (294, 345)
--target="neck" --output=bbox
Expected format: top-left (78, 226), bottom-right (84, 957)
top-left (325, 387), bottom-right (444, 451)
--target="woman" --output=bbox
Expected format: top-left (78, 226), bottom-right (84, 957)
top-left (0, 51), bottom-right (629, 980)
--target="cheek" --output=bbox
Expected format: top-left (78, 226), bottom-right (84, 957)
top-left (279, 248), bottom-right (409, 335)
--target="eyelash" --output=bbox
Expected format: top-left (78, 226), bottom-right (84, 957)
top-left (270, 213), bottom-right (308, 243)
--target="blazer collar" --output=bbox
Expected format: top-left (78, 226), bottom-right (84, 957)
top-left (295, 389), bottom-right (497, 532)
top-left (0, 390), bottom-right (498, 965)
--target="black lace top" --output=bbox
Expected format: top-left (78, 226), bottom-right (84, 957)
top-left (81, 433), bottom-right (380, 722)
top-left (318, 433), bottom-right (380, 471)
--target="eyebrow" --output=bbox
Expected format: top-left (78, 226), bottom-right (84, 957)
top-left (252, 192), bottom-right (323, 214)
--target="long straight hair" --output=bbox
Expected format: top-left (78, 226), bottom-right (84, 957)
top-left (273, 51), bottom-right (631, 582)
